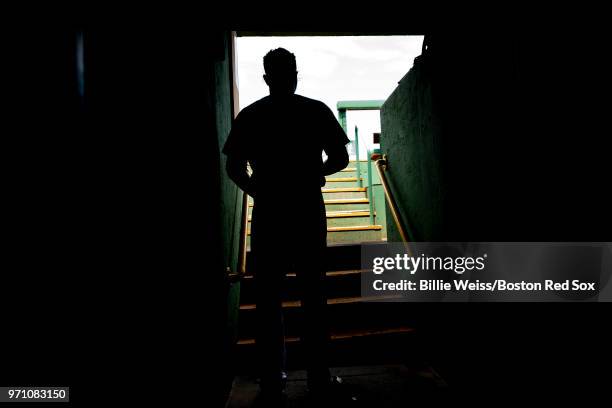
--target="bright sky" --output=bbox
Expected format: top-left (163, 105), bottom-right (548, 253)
top-left (236, 35), bottom-right (424, 159)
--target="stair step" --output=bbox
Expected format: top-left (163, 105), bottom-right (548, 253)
top-left (240, 294), bottom-right (401, 311)
top-left (321, 187), bottom-right (366, 193)
top-left (326, 210), bottom-right (370, 218)
top-left (324, 198), bottom-right (369, 205)
top-left (234, 324), bottom-right (418, 371)
top-left (239, 268), bottom-right (369, 304)
top-left (244, 243), bottom-right (387, 274)
top-left (237, 326), bottom-right (414, 346)
top-left (325, 177), bottom-right (362, 182)
top-left (242, 268), bottom-right (370, 280)
top-left (329, 168), bottom-right (357, 178)
top-left (327, 227), bottom-right (384, 244)
top-left (328, 225), bottom-right (382, 232)
top-left (248, 210), bottom-right (371, 222)
top-left (245, 243), bottom-right (367, 273)
top-left (249, 197), bottom-right (368, 207)
top-left (323, 190), bottom-right (367, 199)
top-left (247, 225), bottom-right (382, 235)
top-left (249, 198), bottom-right (368, 208)
top-left (248, 224), bottom-right (382, 236)
top-left (324, 203), bottom-right (369, 212)
top-left (237, 300), bottom-right (415, 342)
top-left (327, 216), bottom-right (373, 227)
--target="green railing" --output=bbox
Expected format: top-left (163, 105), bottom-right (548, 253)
top-left (354, 126), bottom-right (362, 187)
top-left (337, 100), bottom-right (385, 162)
top-left (374, 154), bottom-right (414, 250)
top-left (337, 100), bottom-right (385, 226)
top-left (367, 147), bottom-right (379, 224)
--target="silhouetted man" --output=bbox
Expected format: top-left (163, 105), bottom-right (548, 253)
top-left (223, 48), bottom-right (349, 403)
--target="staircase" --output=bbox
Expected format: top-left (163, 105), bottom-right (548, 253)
top-left (235, 161), bottom-right (416, 373)
top-left (247, 160), bottom-right (386, 247)
top-left (323, 161), bottom-right (384, 244)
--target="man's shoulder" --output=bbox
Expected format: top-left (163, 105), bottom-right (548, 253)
top-left (237, 95), bottom-right (330, 119)
top-left (294, 95), bottom-right (334, 118)
top-left (238, 96), bottom-right (271, 117)
top-left (294, 94), bottom-right (327, 109)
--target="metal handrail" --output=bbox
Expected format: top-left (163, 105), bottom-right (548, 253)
top-left (237, 191), bottom-right (249, 274)
top-left (227, 190), bottom-right (249, 282)
top-left (374, 155), bottom-right (414, 255)
top-left (366, 148), bottom-right (375, 225)
top-left (354, 126), bottom-right (362, 187)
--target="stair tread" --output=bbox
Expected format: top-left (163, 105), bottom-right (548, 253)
top-left (248, 197), bottom-right (368, 207)
top-left (248, 210), bottom-right (371, 222)
top-left (324, 198), bottom-right (369, 204)
top-left (326, 210), bottom-right (371, 218)
top-left (247, 225), bottom-right (382, 235)
top-left (321, 187), bottom-right (367, 193)
top-left (237, 326), bottom-right (414, 345)
top-left (248, 224), bottom-right (382, 235)
top-left (326, 177), bottom-right (362, 182)
top-left (242, 268), bottom-right (372, 280)
top-left (240, 294), bottom-right (401, 310)
top-left (328, 225), bottom-right (382, 232)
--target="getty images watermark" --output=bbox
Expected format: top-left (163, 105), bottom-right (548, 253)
top-left (360, 242), bottom-right (612, 302)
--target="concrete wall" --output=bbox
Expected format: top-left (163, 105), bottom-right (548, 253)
top-left (378, 31), bottom-right (612, 394)
top-left (80, 27), bottom-right (242, 404)
top-left (5, 25), bottom-right (243, 404)
top-left (381, 32), bottom-right (612, 243)
top-left (381, 34), bottom-right (520, 242)
top-left (213, 34), bottom-right (242, 274)
top-left (381, 62), bottom-right (444, 241)
top-left (212, 31), bottom-right (243, 376)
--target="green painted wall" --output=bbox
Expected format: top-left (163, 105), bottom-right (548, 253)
top-left (381, 57), bottom-right (444, 242)
top-left (214, 33), bottom-right (242, 275)
top-left (380, 34), bottom-right (520, 242)
top-left (211, 33), bottom-right (242, 344)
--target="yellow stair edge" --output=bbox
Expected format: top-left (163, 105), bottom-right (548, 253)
top-left (326, 210), bottom-right (371, 218)
top-left (326, 177), bottom-right (362, 182)
top-left (248, 210), bottom-right (370, 221)
top-left (237, 327), bottom-right (415, 345)
top-left (321, 187), bottom-right (367, 193)
top-left (249, 197), bottom-right (368, 207)
top-left (328, 225), bottom-right (383, 232)
top-left (242, 268), bottom-right (372, 280)
top-left (324, 198), bottom-right (369, 205)
top-left (240, 294), bottom-right (403, 311)
top-left (340, 167), bottom-right (357, 172)
top-left (247, 223), bottom-right (381, 235)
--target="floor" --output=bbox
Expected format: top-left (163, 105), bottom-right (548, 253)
top-left (225, 364), bottom-right (449, 407)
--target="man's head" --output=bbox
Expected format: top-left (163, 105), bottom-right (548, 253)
top-left (263, 48), bottom-right (297, 96)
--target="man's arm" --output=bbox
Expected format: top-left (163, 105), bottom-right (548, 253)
top-left (226, 155), bottom-right (256, 198)
top-left (320, 102), bottom-right (350, 177)
top-left (322, 144), bottom-right (349, 176)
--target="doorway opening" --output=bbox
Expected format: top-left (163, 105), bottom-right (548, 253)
top-left (234, 34), bottom-right (423, 245)
top-left (226, 34), bottom-right (434, 407)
